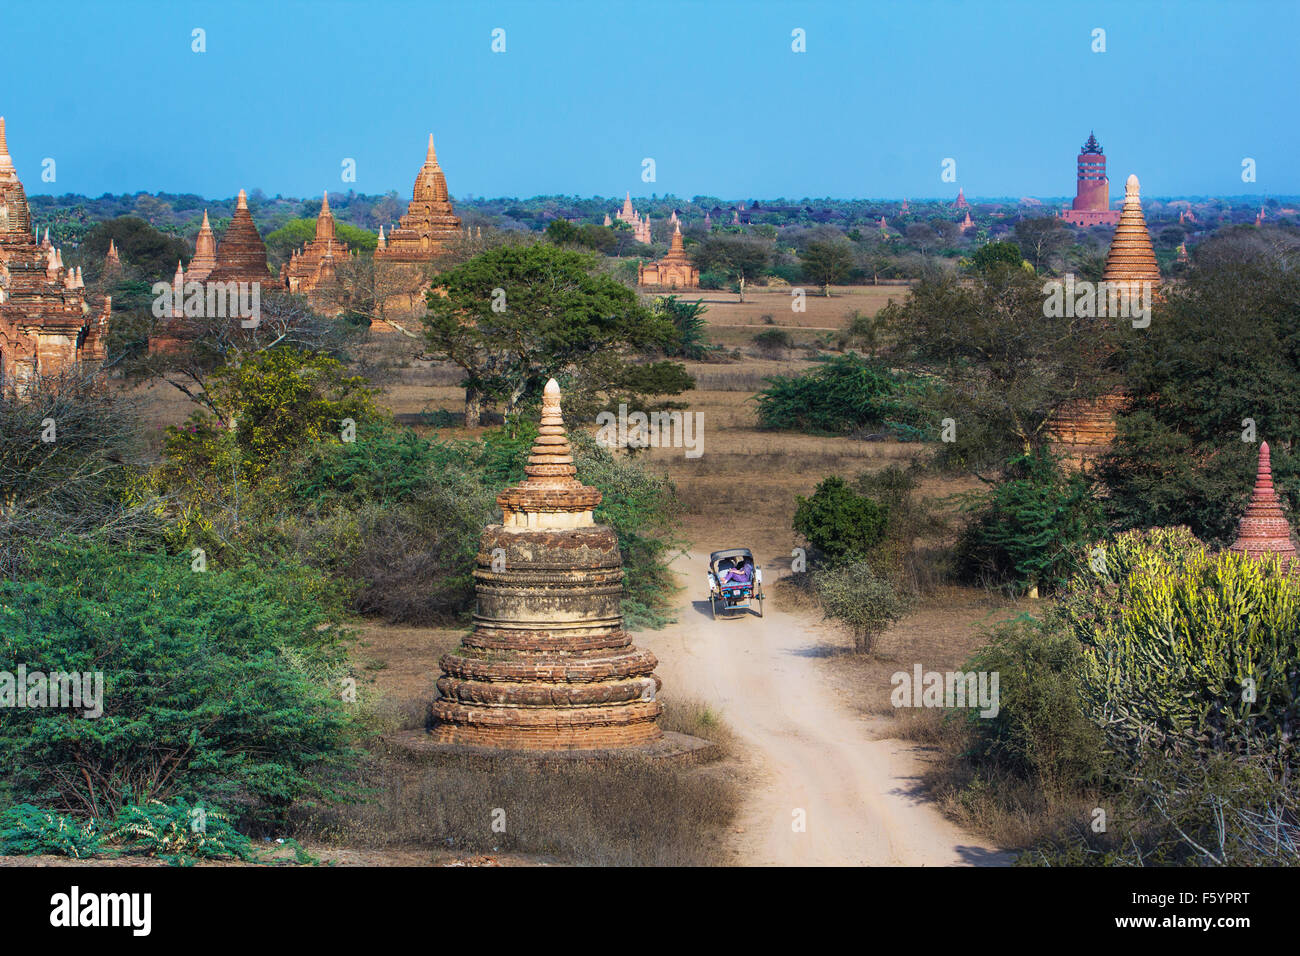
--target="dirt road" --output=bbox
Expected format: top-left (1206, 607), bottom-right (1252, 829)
top-left (639, 551), bottom-right (1010, 867)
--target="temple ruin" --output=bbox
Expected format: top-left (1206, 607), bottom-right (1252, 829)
top-left (638, 222), bottom-right (699, 289)
top-left (373, 134), bottom-right (463, 263)
top-left (283, 191), bottom-right (348, 304)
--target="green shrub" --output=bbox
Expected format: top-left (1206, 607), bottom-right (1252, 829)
top-left (752, 328), bottom-right (793, 354)
top-left (794, 476), bottom-right (889, 565)
top-left (109, 799), bottom-right (254, 863)
top-left (963, 617), bottom-right (1108, 796)
top-left (0, 805), bottom-right (102, 858)
top-left (956, 449), bottom-right (1104, 594)
top-left (0, 543), bottom-right (359, 823)
top-left (813, 559), bottom-right (908, 653)
top-left (1061, 528), bottom-right (1300, 767)
top-left (754, 354), bottom-right (936, 440)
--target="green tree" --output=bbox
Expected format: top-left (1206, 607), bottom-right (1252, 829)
top-left (800, 239), bottom-right (855, 295)
top-left (793, 475), bottom-right (889, 564)
top-left (421, 244), bottom-right (675, 426)
top-left (691, 234), bottom-right (771, 302)
top-left (653, 295), bottom-right (710, 360)
top-left (1014, 217), bottom-right (1071, 273)
top-left (966, 240), bottom-right (1024, 275)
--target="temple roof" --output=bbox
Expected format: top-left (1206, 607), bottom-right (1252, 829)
top-left (497, 379), bottom-right (602, 522)
top-left (1102, 175), bottom-right (1160, 286)
top-left (1081, 131), bottom-right (1103, 155)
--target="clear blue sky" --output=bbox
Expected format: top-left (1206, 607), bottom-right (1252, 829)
top-left (3, 0), bottom-right (1293, 201)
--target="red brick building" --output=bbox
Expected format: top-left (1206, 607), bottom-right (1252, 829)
top-left (1059, 132), bottom-right (1121, 227)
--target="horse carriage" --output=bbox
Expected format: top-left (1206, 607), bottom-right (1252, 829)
top-left (707, 548), bottom-right (764, 619)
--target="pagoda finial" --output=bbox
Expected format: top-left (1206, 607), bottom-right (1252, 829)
top-left (236, 188), bottom-right (248, 211)
top-left (321, 189), bottom-right (330, 213)
top-left (0, 116), bottom-right (10, 169)
top-left (426, 133), bottom-right (437, 164)
top-left (201, 209), bottom-right (211, 229)
top-left (1125, 174), bottom-right (1140, 198)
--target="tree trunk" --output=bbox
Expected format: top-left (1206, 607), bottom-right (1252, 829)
top-left (464, 385), bottom-right (485, 429)
top-left (738, 274), bottom-right (745, 303)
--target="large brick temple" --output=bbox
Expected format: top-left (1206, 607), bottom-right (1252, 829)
top-left (431, 379), bottom-right (664, 751)
top-left (1059, 132), bottom-right (1121, 228)
top-left (0, 117), bottom-right (109, 391)
top-left (206, 189), bottom-right (273, 285)
top-left (373, 134), bottom-right (463, 263)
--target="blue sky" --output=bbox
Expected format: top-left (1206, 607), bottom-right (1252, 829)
top-left (3, 0), bottom-right (1293, 201)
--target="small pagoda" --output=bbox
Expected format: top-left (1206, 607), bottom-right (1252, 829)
top-left (1229, 441), bottom-right (1297, 569)
top-left (638, 222), bottom-right (699, 289)
top-left (430, 379), bottom-right (664, 751)
top-left (373, 134), bottom-right (463, 262)
top-left (283, 191), bottom-right (348, 303)
top-left (185, 210), bottom-right (217, 283)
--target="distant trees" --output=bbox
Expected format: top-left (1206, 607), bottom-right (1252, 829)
top-left (80, 217), bottom-right (190, 284)
top-left (1013, 217), bottom-right (1071, 273)
top-left (264, 218), bottom-right (378, 264)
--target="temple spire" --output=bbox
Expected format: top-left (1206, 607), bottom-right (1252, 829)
top-left (236, 188), bottom-right (248, 211)
top-left (321, 189), bottom-right (330, 213)
top-left (0, 117), bottom-right (10, 169)
top-left (426, 133), bottom-right (437, 164)
top-left (1229, 441), bottom-right (1298, 567)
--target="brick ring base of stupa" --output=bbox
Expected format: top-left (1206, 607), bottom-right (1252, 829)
top-left (389, 728), bottom-right (719, 764)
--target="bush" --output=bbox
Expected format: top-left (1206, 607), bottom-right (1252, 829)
top-left (109, 799), bottom-right (254, 863)
top-left (0, 543), bottom-right (359, 823)
top-left (955, 449), bottom-right (1103, 595)
top-left (813, 560), bottom-right (908, 653)
top-left (0, 805), bottom-right (102, 858)
top-left (1061, 528), bottom-right (1300, 767)
top-left (852, 465), bottom-right (951, 594)
top-left (793, 476), bottom-right (888, 565)
top-left (754, 354), bottom-right (936, 440)
top-left (963, 617), bottom-right (1107, 796)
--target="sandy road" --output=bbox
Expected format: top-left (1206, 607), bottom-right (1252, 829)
top-left (638, 551), bottom-right (1010, 867)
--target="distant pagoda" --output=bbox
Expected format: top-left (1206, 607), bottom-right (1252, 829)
top-left (1060, 132), bottom-right (1121, 227)
top-left (431, 379), bottom-right (664, 750)
top-left (611, 192), bottom-right (652, 244)
top-left (283, 191), bottom-right (348, 302)
top-left (1102, 175), bottom-right (1161, 289)
top-left (638, 222), bottom-right (699, 289)
top-left (1229, 441), bottom-right (1297, 568)
top-left (185, 210), bottom-right (217, 283)
top-left (373, 134), bottom-right (463, 262)
top-left (207, 189), bottom-right (272, 285)
top-left (103, 239), bottom-right (123, 279)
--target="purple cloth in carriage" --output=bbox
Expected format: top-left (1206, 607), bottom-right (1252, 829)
top-left (720, 565), bottom-right (753, 586)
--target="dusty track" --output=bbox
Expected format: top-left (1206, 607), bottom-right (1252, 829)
top-left (639, 551), bottom-right (1010, 866)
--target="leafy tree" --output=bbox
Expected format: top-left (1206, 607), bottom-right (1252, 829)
top-left (1013, 217), bottom-right (1071, 273)
top-left (691, 234), bottom-right (771, 301)
top-left (79, 217), bottom-right (190, 284)
top-left (653, 295), bottom-right (710, 360)
top-left (421, 244), bottom-right (675, 426)
top-left (793, 475), bottom-right (889, 564)
top-left (264, 217), bottom-right (378, 264)
top-left (966, 240), bottom-right (1024, 275)
top-left (884, 263), bottom-right (1122, 472)
top-left (813, 560), bottom-right (907, 653)
top-left (955, 449), bottom-right (1103, 595)
top-left (800, 239), bottom-right (855, 294)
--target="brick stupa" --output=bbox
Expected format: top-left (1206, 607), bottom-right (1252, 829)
top-left (1048, 173), bottom-right (1159, 468)
top-left (638, 221), bottom-right (699, 288)
top-left (431, 379), bottom-right (664, 750)
top-left (1229, 441), bottom-right (1297, 567)
top-left (373, 134), bottom-right (463, 262)
top-left (207, 189), bottom-right (272, 285)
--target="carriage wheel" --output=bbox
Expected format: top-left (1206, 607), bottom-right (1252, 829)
top-left (710, 596), bottom-right (717, 620)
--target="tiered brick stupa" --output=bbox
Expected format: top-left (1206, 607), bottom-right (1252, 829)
top-left (638, 222), bottom-right (699, 289)
top-left (1048, 174), bottom-right (1159, 468)
top-left (185, 210), bottom-right (217, 283)
top-left (431, 379), bottom-right (664, 751)
top-left (102, 239), bottom-right (123, 279)
top-left (1060, 132), bottom-right (1121, 227)
top-left (373, 134), bottom-right (463, 262)
top-left (0, 117), bottom-right (109, 390)
top-left (207, 190), bottom-right (273, 285)
top-left (283, 191), bottom-right (348, 300)
top-left (1229, 441), bottom-right (1297, 568)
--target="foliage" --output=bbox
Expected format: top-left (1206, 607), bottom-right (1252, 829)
top-left (79, 216), bottom-right (190, 283)
top-left (962, 616), bottom-right (1108, 796)
top-left (108, 799), bottom-right (254, 863)
top-left (965, 240), bottom-right (1024, 275)
top-left (812, 559), bottom-right (908, 653)
top-left (264, 217), bottom-right (378, 263)
top-left (799, 239), bottom-right (855, 293)
top-left (0, 805), bottom-right (103, 858)
top-left (421, 243), bottom-right (675, 426)
top-left (653, 295), bottom-right (710, 360)
top-left (793, 476), bottom-right (888, 564)
top-left (754, 353), bottom-right (937, 440)
top-left (851, 465), bottom-right (951, 593)
top-left (884, 265), bottom-right (1121, 471)
top-left (956, 449), bottom-right (1104, 594)
top-left (0, 542), bottom-right (358, 823)
top-left (1060, 527), bottom-right (1300, 768)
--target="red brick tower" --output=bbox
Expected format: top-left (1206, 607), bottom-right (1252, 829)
top-left (1061, 132), bottom-right (1120, 227)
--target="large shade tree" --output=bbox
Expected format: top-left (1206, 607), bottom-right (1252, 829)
top-left (421, 243), bottom-right (677, 426)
